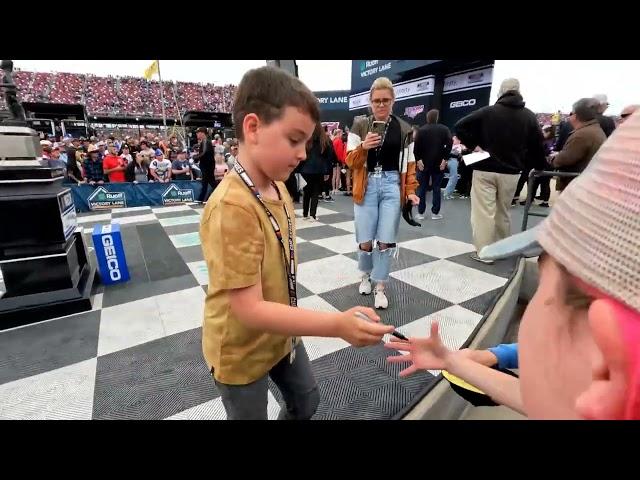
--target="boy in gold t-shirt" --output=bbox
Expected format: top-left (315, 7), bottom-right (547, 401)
top-left (200, 66), bottom-right (394, 420)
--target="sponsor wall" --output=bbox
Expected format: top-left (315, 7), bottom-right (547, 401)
top-left (348, 75), bottom-right (435, 125)
top-left (315, 90), bottom-right (352, 129)
top-left (440, 65), bottom-right (494, 131)
top-left (70, 181), bottom-right (202, 212)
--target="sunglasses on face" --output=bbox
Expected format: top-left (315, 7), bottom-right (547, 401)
top-left (372, 98), bottom-right (392, 106)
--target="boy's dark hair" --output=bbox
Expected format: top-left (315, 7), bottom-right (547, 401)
top-left (196, 127), bottom-right (208, 135)
top-left (233, 66), bottom-right (320, 141)
top-left (426, 109), bottom-right (439, 124)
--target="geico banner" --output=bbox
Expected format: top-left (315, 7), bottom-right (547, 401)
top-left (70, 180), bottom-right (204, 212)
top-left (443, 66), bottom-right (494, 94)
top-left (349, 76), bottom-right (435, 111)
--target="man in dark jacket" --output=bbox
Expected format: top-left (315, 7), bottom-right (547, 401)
top-left (593, 94), bottom-right (616, 138)
top-left (550, 97), bottom-right (606, 191)
top-left (194, 127), bottom-right (215, 203)
top-left (455, 78), bottom-right (546, 263)
top-left (413, 109), bottom-right (452, 220)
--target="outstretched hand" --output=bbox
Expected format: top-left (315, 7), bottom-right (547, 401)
top-left (384, 321), bottom-right (453, 377)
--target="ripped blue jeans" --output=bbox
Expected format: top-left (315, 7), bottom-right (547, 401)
top-left (354, 171), bottom-right (401, 283)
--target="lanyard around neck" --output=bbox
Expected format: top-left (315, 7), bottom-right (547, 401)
top-left (233, 161), bottom-right (297, 308)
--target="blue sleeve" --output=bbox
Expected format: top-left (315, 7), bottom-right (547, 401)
top-left (488, 343), bottom-right (519, 369)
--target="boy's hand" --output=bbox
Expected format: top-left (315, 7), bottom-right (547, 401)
top-left (337, 307), bottom-right (394, 347)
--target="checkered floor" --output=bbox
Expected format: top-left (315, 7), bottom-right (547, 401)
top-left (0, 197), bottom-right (519, 420)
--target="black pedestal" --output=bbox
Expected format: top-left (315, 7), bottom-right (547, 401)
top-left (0, 230), bottom-right (96, 330)
top-left (0, 132), bottom-right (95, 329)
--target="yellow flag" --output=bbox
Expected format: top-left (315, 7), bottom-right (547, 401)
top-left (144, 60), bottom-right (159, 81)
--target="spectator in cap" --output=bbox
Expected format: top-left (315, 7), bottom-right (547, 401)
top-left (593, 94), bottom-right (616, 137)
top-left (454, 77), bottom-right (547, 263)
top-left (549, 98), bottom-right (606, 191)
top-left (386, 111), bottom-right (640, 419)
top-left (172, 150), bottom-right (192, 180)
top-left (149, 149), bottom-right (172, 183)
top-left (83, 144), bottom-right (105, 185)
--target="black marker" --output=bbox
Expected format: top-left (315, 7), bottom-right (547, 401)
top-left (354, 311), bottom-right (409, 341)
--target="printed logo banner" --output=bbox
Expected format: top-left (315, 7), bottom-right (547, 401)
top-left (443, 66), bottom-right (494, 94)
top-left (349, 76), bottom-right (435, 111)
top-left (404, 105), bottom-right (425, 119)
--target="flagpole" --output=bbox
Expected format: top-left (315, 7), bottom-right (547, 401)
top-left (156, 59), bottom-right (167, 131)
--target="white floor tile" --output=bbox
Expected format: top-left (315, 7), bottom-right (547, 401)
top-left (117, 206), bottom-right (152, 213)
top-left (77, 213), bottom-right (111, 224)
top-left (390, 259), bottom-right (507, 304)
top-left (400, 236), bottom-right (475, 259)
top-left (297, 237), bottom-right (307, 244)
top-left (310, 233), bottom-right (357, 254)
top-left (152, 205), bottom-right (192, 214)
top-left (91, 293), bottom-right (103, 311)
top-left (98, 296), bottom-right (164, 356)
top-left (303, 336), bottom-right (350, 361)
top-left (112, 213), bottom-right (157, 226)
top-left (294, 206), bottom-right (339, 218)
top-left (187, 261), bottom-right (209, 286)
top-left (170, 232), bottom-right (202, 248)
top-left (158, 286), bottom-right (206, 336)
top-left (159, 215), bottom-right (200, 227)
top-left (297, 255), bottom-right (361, 294)
top-left (297, 295), bottom-right (340, 313)
top-left (331, 221), bottom-right (356, 233)
top-left (0, 358), bottom-right (96, 420)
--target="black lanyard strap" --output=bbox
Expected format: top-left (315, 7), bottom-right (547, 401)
top-left (233, 161), bottom-right (297, 308)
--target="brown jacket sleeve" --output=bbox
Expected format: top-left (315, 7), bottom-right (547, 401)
top-left (404, 161), bottom-right (419, 197)
top-left (553, 131), bottom-right (588, 168)
top-left (345, 146), bottom-right (367, 170)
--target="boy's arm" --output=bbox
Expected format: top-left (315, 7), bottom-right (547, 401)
top-left (206, 202), bottom-right (393, 345)
top-left (229, 282), bottom-right (380, 342)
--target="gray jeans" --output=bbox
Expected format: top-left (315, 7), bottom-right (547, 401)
top-left (214, 342), bottom-right (319, 420)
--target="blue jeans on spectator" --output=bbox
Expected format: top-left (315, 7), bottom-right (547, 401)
top-left (354, 171), bottom-right (401, 283)
top-left (417, 169), bottom-right (444, 215)
top-left (444, 158), bottom-right (459, 197)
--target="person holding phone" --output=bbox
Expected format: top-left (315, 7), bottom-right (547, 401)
top-left (345, 77), bottom-right (420, 310)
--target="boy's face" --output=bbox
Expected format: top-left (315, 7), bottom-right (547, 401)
top-left (245, 106), bottom-right (315, 182)
top-left (518, 254), bottom-right (598, 419)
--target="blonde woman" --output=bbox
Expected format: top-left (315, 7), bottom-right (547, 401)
top-left (345, 77), bottom-right (419, 309)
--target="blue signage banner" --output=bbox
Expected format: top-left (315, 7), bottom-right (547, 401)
top-left (351, 60), bottom-right (441, 93)
top-left (70, 181), bottom-right (203, 212)
top-left (92, 223), bottom-right (130, 286)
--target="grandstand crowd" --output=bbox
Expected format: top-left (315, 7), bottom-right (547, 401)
top-left (0, 69), bottom-right (237, 117)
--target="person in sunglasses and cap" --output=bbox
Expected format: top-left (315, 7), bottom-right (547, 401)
top-left (385, 111), bottom-right (640, 419)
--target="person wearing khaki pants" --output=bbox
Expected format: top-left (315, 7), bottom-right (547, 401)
top-left (471, 170), bottom-right (520, 256)
top-left (454, 78), bottom-right (547, 264)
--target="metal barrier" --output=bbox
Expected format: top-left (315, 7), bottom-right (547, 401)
top-left (520, 169), bottom-right (579, 231)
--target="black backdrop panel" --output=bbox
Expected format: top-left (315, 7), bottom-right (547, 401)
top-left (440, 65), bottom-right (494, 132)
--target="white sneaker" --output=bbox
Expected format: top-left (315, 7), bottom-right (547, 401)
top-left (310, 216), bottom-right (319, 222)
top-left (359, 275), bottom-right (372, 295)
top-left (416, 214), bottom-right (425, 220)
top-left (374, 288), bottom-right (388, 309)
top-left (431, 213), bottom-right (444, 220)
